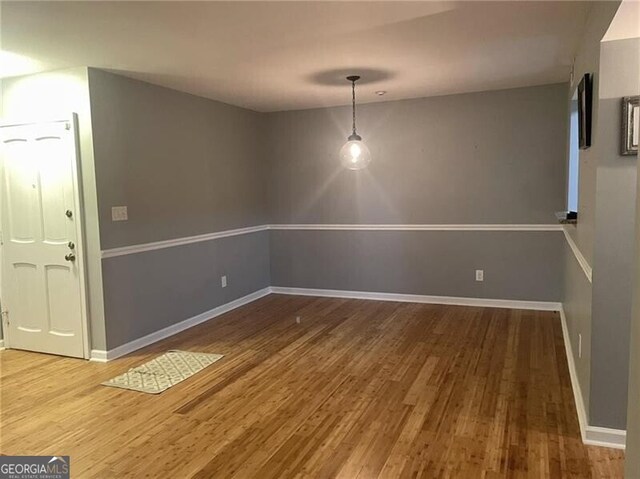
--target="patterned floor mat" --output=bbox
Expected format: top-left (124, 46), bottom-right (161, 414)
top-left (102, 350), bottom-right (223, 394)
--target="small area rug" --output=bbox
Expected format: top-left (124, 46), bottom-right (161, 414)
top-left (102, 350), bottom-right (223, 394)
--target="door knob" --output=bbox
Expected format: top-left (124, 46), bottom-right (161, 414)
top-left (64, 253), bottom-right (76, 262)
top-left (68, 241), bottom-right (75, 250)
top-left (65, 210), bottom-right (73, 218)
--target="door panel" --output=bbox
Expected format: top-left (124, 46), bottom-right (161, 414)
top-left (12, 262), bottom-right (43, 332)
top-left (45, 264), bottom-right (80, 336)
top-left (1, 119), bottom-right (86, 358)
top-left (39, 136), bottom-right (71, 243)
top-left (5, 139), bottom-right (38, 242)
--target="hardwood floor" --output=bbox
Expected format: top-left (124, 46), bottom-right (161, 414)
top-left (0, 294), bottom-right (625, 478)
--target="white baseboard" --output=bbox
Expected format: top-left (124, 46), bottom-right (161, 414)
top-left (273, 289), bottom-right (626, 448)
top-left (559, 307), bottom-right (589, 441)
top-left (584, 425), bottom-right (626, 449)
top-left (559, 307), bottom-right (626, 450)
top-left (270, 286), bottom-right (562, 311)
top-left (89, 349), bottom-right (107, 362)
top-left (89, 287), bottom-right (271, 362)
top-left (87, 288), bottom-right (624, 449)
top-left (89, 287), bottom-right (559, 362)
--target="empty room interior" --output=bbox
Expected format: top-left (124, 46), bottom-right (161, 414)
top-left (1, 1), bottom-right (640, 477)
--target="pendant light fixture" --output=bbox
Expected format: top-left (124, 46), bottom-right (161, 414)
top-left (339, 75), bottom-right (371, 170)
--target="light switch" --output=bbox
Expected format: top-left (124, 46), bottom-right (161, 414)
top-left (111, 206), bottom-right (128, 221)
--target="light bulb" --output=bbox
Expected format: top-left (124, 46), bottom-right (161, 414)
top-left (340, 139), bottom-right (371, 171)
top-left (350, 143), bottom-right (361, 158)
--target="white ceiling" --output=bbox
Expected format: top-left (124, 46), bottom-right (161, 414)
top-left (1, 1), bottom-right (594, 112)
top-left (603, 0), bottom-right (640, 42)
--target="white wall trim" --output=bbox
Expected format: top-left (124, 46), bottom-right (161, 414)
top-left (100, 225), bottom-right (269, 259)
top-left (559, 307), bottom-right (589, 442)
top-left (562, 227), bottom-right (593, 283)
top-left (270, 223), bottom-right (563, 232)
top-left (89, 349), bottom-right (107, 362)
top-left (89, 287), bottom-right (271, 362)
top-left (270, 286), bottom-right (562, 311)
top-left (89, 286), bottom-right (562, 362)
top-left (0, 339), bottom-right (5, 351)
top-left (559, 307), bottom-right (626, 449)
top-left (86, 281), bottom-right (625, 448)
top-left (101, 224), bottom-right (563, 259)
top-left (584, 426), bottom-right (627, 449)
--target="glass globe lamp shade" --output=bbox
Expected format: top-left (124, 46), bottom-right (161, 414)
top-left (339, 139), bottom-right (371, 171)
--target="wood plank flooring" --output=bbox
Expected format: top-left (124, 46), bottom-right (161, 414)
top-left (0, 294), bottom-right (625, 478)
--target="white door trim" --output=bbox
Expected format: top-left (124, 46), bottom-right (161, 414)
top-left (68, 114), bottom-right (91, 359)
top-left (0, 114), bottom-right (91, 358)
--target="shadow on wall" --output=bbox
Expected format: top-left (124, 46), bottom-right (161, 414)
top-left (307, 68), bottom-right (395, 87)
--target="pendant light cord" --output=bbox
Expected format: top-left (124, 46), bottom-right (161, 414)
top-left (351, 79), bottom-right (357, 136)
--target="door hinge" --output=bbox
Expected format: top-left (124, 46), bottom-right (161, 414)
top-left (1, 310), bottom-right (9, 325)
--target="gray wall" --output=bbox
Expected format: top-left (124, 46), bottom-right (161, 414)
top-left (1, 67), bottom-right (107, 350)
top-left (566, 1), bottom-right (622, 265)
top-left (626, 91), bottom-right (640, 478)
top-left (92, 77), bottom-right (570, 349)
top-left (559, 0), bottom-right (621, 432)
top-left (88, 70), bottom-right (270, 349)
top-left (562, 241), bottom-right (593, 414)
top-left (271, 230), bottom-right (563, 301)
top-left (102, 231), bottom-right (269, 349)
top-left (589, 38), bottom-right (639, 430)
top-left (88, 69), bottom-right (268, 250)
top-left (266, 84), bottom-right (568, 302)
top-left (267, 84), bottom-right (567, 225)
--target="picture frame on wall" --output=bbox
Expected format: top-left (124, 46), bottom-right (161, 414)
top-left (577, 73), bottom-right (593, 149)
top-left (622, 96), bottom-right (639, 156)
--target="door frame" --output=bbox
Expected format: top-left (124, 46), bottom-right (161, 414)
top-left (0, 114), bottom-right (91, 359)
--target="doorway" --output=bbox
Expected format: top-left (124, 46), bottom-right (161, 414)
top-left (0, 116), bottom-right (89, 358)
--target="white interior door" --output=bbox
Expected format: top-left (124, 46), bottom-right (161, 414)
top-left (1, 118), bottom-right (88, 358)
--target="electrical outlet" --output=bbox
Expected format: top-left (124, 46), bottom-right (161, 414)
top-left (578, 333), bottom-right (582, 358)
top-left (475, 270), bottom-right (484, 282)
top-left (111, 206), bottom-right (128, 221)
top-left (221, 275), bottom-right (227, 288)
